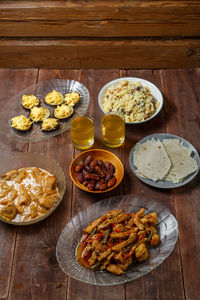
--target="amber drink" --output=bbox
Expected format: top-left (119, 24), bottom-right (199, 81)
top-left (71, 114), bottom-right (94, 150)
top-left (101, 113), bottom-right (125, 148)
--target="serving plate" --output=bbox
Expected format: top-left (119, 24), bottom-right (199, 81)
top-left (129, 133), bottom-right (200, 189)
top-left (0, 79), bottom-right (90, 142)
top-left (0, 152), bottom-right (66, 225)
top-left (56, 194), bottom-right (178, 286)
top-left (98, 77), bottom-right (163, 124)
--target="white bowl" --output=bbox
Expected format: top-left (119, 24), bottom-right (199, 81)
top-left (98, 77), bottom-right (163, 124)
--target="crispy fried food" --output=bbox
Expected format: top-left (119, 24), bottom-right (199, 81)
top-left (77, 208), bottom-right (160, 275)
top-left (0, 167), bottom-right (59, 222)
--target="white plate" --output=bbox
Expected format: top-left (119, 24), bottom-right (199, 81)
top-left (98, 77), bottom-right (163, 124)
top-left (56, 195), bottom-right (178, 285)
top-left (129, 133), bottom-right (200, 189)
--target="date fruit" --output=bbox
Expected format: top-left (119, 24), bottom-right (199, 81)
top-left (74, 155), bottom-right (116, 191)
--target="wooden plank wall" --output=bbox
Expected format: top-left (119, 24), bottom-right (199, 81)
top-left (0, 0), bottom-right (200, 69)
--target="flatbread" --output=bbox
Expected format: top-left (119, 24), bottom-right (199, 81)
top-left (162, 139), bottom-right (198, 183)
top-left (134, 139), bottom-right (171, 181)
top-left (133, 138), bottom-right (198, 183)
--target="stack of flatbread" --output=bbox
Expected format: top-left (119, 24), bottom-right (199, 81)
top-left (133, 138), bottom-right (198, 183)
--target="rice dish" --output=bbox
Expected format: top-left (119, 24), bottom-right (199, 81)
top-left (101, 80), bottom-right (159, 123)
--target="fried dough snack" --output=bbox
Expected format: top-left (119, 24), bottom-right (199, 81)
top-left (76, 208), bottom-right (160, 275)
top-left (0, 167), bottom-right (59, 222)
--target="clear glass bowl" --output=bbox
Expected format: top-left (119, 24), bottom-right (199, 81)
top-left (56, 195), bottom-right (178, 286)
top-left (0, 79), bottom-right (90, 142)
top-left (0, 152), bottom-right (66, 225)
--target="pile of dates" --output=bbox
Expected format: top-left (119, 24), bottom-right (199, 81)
top-left (75, 155), bottom-right (116, 191)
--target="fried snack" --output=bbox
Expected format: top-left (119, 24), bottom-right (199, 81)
top-left (30, 107), bottom-right (50, 122)
top-left (76, 208), bottom-right (160, 275)
top-left (42, 118), bottom-right (59, 131)
top-left (0, 167), bottom-right (59, 222)
top-left (21, 94), bottom-right (39, 109)
top-left (64, 91), bottom-right (80, 106)
top-left (44, 90), bottom-right (64, 106)
top-left (10, 115), bottom-right (32, 131)
top-left (54, 104), bottom-right (73, 119)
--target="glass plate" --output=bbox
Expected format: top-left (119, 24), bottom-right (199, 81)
top-left (98, 77), bottom-right (163, 124)
top-left (56, 195), bottom-right (178, 286)
top-left (129, 133), bottom-right (200, 189)
top-left (0, 79), bottom-right (90, 142)
top-left (0, 152), bottom-right (66, 225)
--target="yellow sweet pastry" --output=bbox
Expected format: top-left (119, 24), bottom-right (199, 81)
top-left (44, 90), bottom-right (64, 105)
top-left (30, 107), bottom-right (50, 122)
top-left (11, 115), bottom-right (32, 131)
top-left (21, 94), bottom-right (39, 109)
top-left (64, 91), bottom-right (80, 107)
top-left (42, 118), bottom-right (59, 131)
top-left (54, 104), bottom-right (73, 119)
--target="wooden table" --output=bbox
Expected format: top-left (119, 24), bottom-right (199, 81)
top-left (0, 68), bottom-right (199, 300)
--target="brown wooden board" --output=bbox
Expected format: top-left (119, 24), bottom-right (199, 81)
top-left (124, 70), bottom-right (185, 300)
top-left (0, 68), bottom-right (199, 300)
top-left (160, 69), bottom-right (200, 300)
top-left (8, 70), bottom-right (78, 300)
top-left (0, 0), bottom-right (200, 37)
top-left (0, 69), bottom-right (38, 300)
top-left (0, 39), bottom-right (200, 69)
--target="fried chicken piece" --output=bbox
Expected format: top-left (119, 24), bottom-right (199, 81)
top-left (106, 264), bottom-right (123, 275)
top-left (134, 208), bottom-right (145, 230)
top-left (112, 233), bottom-right (137, 252)
top-left (84, 216), bottom-right (104, 234)
top-left (0, 203), bottom-right (17, 220)
top-left (135, 243), bottom-right (149, 262)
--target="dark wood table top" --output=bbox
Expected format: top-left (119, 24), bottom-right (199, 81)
top-left (0, 68), bottom-right (199, 300)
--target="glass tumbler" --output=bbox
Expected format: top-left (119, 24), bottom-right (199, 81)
top-left (101, 113), bottom-right (125, 148)
top-left (70, 114), bottom-right (94, 150)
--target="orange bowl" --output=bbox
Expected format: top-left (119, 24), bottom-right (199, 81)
top-left (69, 149), bottom-right (124, 193)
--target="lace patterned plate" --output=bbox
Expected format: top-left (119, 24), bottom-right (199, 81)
top-left (56, 195), bottom-right (178, 285)
top-left (0, 79), bottom-right (90, 142)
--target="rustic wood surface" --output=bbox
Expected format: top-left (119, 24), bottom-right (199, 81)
top-left (0, 0), bottom-right (200, 69)
top-left (0, 68), bottom-right (199, 300)
top-left (1, 0), bottom-right (200, 37)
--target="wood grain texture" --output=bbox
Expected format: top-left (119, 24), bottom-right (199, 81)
top-left (0, 39), bottom-right (200, 69)
top-left (8, 70), bottom-right (78, 300)
top-left (0, 69), bottom-right (38, 300)
top-left (68, 69), bottom-right (125, 300)
top-left (160, 69), bottom-right (200, 300)
top-left (0, 68), bottom-right (199, 300)
top-left (123, 70), bottom-right (184, 300)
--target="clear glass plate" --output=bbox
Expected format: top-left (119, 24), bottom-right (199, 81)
top-left (0, 79), bottom-right (90, 142)
top-left (0, 152), bottom-right (66, 225)
top-left (56, 195), bottom-right (178, 285)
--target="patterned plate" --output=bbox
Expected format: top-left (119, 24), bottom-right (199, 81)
top-left (56, 194), bottom-right (178, 285)
top-left (0, 79), bottom-right (90, 142)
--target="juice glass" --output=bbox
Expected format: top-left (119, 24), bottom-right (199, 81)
top-left (70, 114), bottom-right (94, 150)
top-left (101, 113), bottom-right (125, 148)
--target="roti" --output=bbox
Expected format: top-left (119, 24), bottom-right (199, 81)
top-left (162, 139), bottom-right (198, 183)
top-left (133, 138), bottom-right (198, 183)
top-left (134, 139), bottom-right (171, 181)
